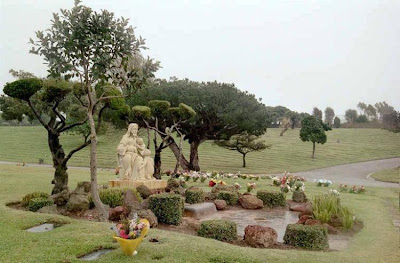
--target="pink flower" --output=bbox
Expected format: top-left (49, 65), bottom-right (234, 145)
top-left (119, 230), bottom-right (130, 239)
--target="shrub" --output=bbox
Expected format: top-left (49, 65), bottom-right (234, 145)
top-left (149, 194), bottom-right (184, 225)
top-left (256, 191), bottom-right (286, 207)
top-left (217, 191), bottom-right (238, 205)
top-left (136, 184), bottom-right (152, 199)
top-left (89, 188), bottom-right (141, 208)
top-left (292, 191), bottom-right (307, 203)
top-left (340, 207), bottom-right (354, 229)
top-left (21, 192), bottom-right (50, 207)
top-left (185, 188), bottom-right (205, 204)
top-left (283, 224), bottom-right (329, 250)
top-left (197, 220), bottom-right (237, 242)
top-left (312, 194), bottom-right (340, 224)
top-left (28, 197), bottom-right (53, 212)
top-left (167, 178), bottom-right (180, 189)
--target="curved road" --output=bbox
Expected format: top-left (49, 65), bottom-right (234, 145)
top-left (1, 158), bottom-right (399, 187)
top-left (295, 158), bottom-right (399, 187)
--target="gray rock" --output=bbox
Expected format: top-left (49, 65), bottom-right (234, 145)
top-left (51, 189), bottom-right (70, 206)
top-left (38, 204), bottom-right (58, 214)
top-left (214, 199), bottom-right (227, 210)
top-left (66, 193), bottom-right (89, 212)
top-left (123, 190), bottom-right (141, 211)
top-left (239, 195), bottom-right (264, 209)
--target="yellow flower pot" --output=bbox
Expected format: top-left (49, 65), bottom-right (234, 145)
top-left (113, 219), bottom-right (150, 256)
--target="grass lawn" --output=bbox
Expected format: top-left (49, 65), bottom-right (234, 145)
top-left (371, 168), bottom-right (400, 183)
top-left (0, 164), bottom-right (399, 263)
top-left (0, 127), bottom-right (399, 174)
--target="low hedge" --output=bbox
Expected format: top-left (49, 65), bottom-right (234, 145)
top-left (149, 194), bottom-right (184, 225)
top-left (28, 197), bottom-right (53, 212)
top-left (89, 188), bottom-right (142, 208)
top-left (256, 191), bottom-right (286, 207)
top-left (217, 191), bottom-right (238, 205)
top-left (21, 192), bottom-right (50, 207)
top-left (185, 188), bottom-right (205, 204)
top-left (197, 220), bottom-right (237, 242)
top-left (283, 224), bottom-right (329, 250)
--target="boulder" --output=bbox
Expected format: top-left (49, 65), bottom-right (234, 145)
top-left (292, 191), bottom-right (307, 203)
top-left (305, 219), bottom-right (321, 225)
top-left (323, 223), bottom-right (338, 234)
top-left (296, 215), bottom-right (312, 224)
top-left (214, 199), bottom-right (227, 210)
top-left (66, 193), bottom-right (89, 212)
top-left (181, 217), bottom-right (201, 231)
top-left (74, 181), bottom-right (91, 195)
top-left (141, 199), bottom-right (150, 210)
top-left (123, 190), bottom-right (141, 211)
top-left (136, 184), bottom-right (153, 199)
top-left (51, 189), bottom-right (70, 206)
top-left (109, 206), bottom-right (130, 221)
top-left (244, 225), bottom-right (277, 248)
top-left (137, 209), bottom-right (158, 228)
top-left (289, 202), bottom-right (312, 214)
top-left (38, 204), bottom-right (58, 214)
top-left (239, 195), bottom-right (263, 209)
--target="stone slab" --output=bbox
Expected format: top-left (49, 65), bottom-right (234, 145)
top-left (26, 223), bottom-right (55, 233)
top-left (108, 179), bottom-right (167, 190)
top-left (184, 202), bottom-right (217, 219)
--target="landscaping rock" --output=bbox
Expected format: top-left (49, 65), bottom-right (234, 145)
top-left (38, 204), bottom-right (58, 214)
top-left (292, 191), bottom-right (307, 203)
top-left (136, 184), bottom-right (153, 199)
top-left (296, 215), bottom-right (312, 225)
top-left (51, 189), bottom-right (70, 206)
top-left (74, 181), bottom-right (91, 195)
top-left (137, 209), bottom-right (158, 228)
top-left (289, 202), bottom-right (312, 214)
top-left (328, 215), bottom-right (342, 228)
top-left (66, 193), bottom-right (89, 212)
top-left (239, 195), bottom-right (263, 209)
top-left (214, 199), bottom-right (227, 210)
top-left (323, 223), bottom-right (338, 234)
top-left (141, 199), bottom-right (150, 210)
top-left (181, 217), bottom-right (201, 231)
top-left (184, 202), bottom-right (217, 219)
top-left (244, 225), bottom-right (277, 248)
top-left (305, 219), bottom-right (321, 225)
top-left (109, 206), bottom-right (129, 221)
top-left (123, 190), bottom-right (141, 211)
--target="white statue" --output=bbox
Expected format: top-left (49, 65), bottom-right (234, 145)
top-left (117, 123), bottom-right (155, 180)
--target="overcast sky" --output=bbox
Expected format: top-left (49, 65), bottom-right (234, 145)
top-left (1, 0), bottom-right (399, 115)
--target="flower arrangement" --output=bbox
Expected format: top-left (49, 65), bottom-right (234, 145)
top-left (208, 179), bottom-right (217, 187)
top-left (349, 185), bottom-right (365, 194)
top-left (339, 184), bottom-right (348, 192)
top-left (328, 189), bottom-right (340, 197)
top-left (234, 182), bottom-right (241, 190)
top-left (179, 177), bottom-right (186, 187)
top-left (280, 184), bottom-right (290, 193)
top-left (314, 179), bottom-right (332, 187)
top-left (272, 176), bottom-right (281, 186)
top-left (200, 174), bottom-right (207, 183)
top-left (218, 180), bottom-right (227, 186)
top-left (293, 181), bottom-right (305, 192)
top-left (241, 174), bottom-right (247, 179)
top-left (247, 182), bottom-right (256, 192)
top-left (112, 214), bottom-right (149, 240)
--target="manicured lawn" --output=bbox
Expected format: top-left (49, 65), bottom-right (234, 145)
top-left (371, 168), bottom-right (400, 183)
top-left (0, 164), bottom-right (398, 263)
top-left (0, 126), bottom-right (399, 174)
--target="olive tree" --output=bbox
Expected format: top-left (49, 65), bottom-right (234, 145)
top-left (29, 1), bottom-right (158, 221)
top-left (300, 116), bottom-right (330, 158)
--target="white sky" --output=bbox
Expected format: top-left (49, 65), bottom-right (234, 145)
top-left (1, 0), bottom-right (399, 115)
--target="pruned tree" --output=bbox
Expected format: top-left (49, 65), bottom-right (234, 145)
top-left (131, 100), bottom-right (195, 177)
top-left (345, 109), bottom-right (358, 123)
top-left (214, 133), bottom-right (271, 168)
top-left (29, 1), bottom-right (159, 221)
top-left (312, 107), bottom-right (323, 120)
top-left (324, 107), bottom-right (335, 127)
top-left (300, 116), bottom-right (330, 158)
top-left (333, 116), bottom-right (341, 128)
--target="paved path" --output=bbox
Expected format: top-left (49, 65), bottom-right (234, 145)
top-left (295, 158), bottom-right (399, 188)
top-left (1, 158), bottom-right (399, 187)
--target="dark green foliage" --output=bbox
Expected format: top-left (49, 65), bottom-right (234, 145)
top-left (148, 100), bottom-right (171, 117)
top-left (89, 188), bottom-right (142, 208)
top-left (333, 117), bottom-right (341, 128)
top-left (185, 188), bottom-right (205, 204)
top-left (283, 224), bottom-right (329, 250)
top-left (197, 220), bottom-right (237, 242)
top-left (355, 114), bottom-right (369, 123)
top-left (21, 192), bottom-right (50, 207)
top-left (149, 194), bottom-right (184, 225)
top-left (3, 78), bottom-right (43, 101)
top-left (345, 109), bottom-right (358, 123)
top-left (292, 191), bottom-right (307, 203)
top-left (167, 178), bottom-right (180, 189)
top-left (256, 191), bottom-right (287, 207)
top-left (136, 184), bottom-right (152, 199)
top-left (28, 197), bottom-right (53, 212)
top-left (132, 106), bottom-right (151, 119)
top-left (300, 116), bottom-right (328, 158)
top-left (42, 79), bottom-right (72, 102)
top-left (217, 191), bottom-right (238, 205)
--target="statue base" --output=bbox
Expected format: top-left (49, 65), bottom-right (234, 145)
top-left (108, 179), bottom-right (167, 190)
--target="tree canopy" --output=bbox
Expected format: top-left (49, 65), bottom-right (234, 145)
top-left (300, 116), bottom-right (330, 158)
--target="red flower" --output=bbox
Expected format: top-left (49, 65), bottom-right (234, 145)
top-left (209, 180), bottom-right (216, 187)
top-left (119, 230), bottom-right (130, 239)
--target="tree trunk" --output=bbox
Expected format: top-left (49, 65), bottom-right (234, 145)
top-left (168, 141), bottom-right (191, 170)
top-left (189, 141), bottom-right (201, 171)
top-left (312, 142), bottom-right (316, 158)
top-left (242, 153), bottom-right (247, 168)
top-left (153, 147), bottom-right (162, 179)
top-left (174, 130), bottom-right (184, 174)
top-left (280, 127), bottom-right (288, 136)
top-left (87, 93), bottom-right (108, 222)
top-left (48, 131), bottom-right (68, 194)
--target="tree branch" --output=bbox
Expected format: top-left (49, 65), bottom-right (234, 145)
top-left (59, 117), bottom-right (88, 133)
top-left (62, 140), bottom-right (91, 166)
top-left (27, 99), bottom-right (51, 131)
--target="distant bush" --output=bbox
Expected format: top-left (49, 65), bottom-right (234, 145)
top-left (256, 191), bottom-right (286, 207)
top-left (198, 220), bottom-right (237, 242)
top-left (149, 194), bottom-right (184, 225)
top-left (185, 188), bottom-right (205, 204)
top-left (217, 191), bottom-right (238, 205)
top-left (28, 197), bottom-right (53, 212)
top-left (21, 192), bottom-right (49, 207)
top-left (283, 224), bottom-right (328, 250)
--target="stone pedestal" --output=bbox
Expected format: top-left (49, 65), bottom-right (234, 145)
top-left (108, 179), bottom-right (167, 190)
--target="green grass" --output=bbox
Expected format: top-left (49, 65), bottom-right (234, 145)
top-left (0, 164), bottom-right (399, 262)
top-left (0, 127), bottom-right (399, 173)
top-left (371, 168), bottom-right (400, 183)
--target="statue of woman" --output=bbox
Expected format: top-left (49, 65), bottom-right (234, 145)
top-left (117, 123), bottom-right (141, 180)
